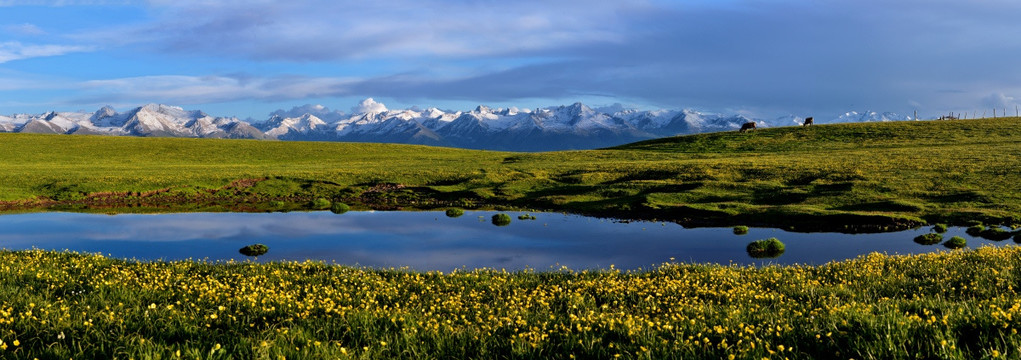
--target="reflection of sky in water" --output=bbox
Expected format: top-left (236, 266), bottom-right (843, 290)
top-left (0, 211), bottom-right (1014, 271)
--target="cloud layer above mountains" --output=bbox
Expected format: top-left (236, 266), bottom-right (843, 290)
top-left (1, 0), bottom-right (1020, 120)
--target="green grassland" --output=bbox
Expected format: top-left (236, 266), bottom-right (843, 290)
top-left (2, 117), bottom-right (1020, 229)
top-left (0, 247), bottom-right (1019, 359)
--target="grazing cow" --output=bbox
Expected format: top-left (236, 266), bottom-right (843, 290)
top-left (739, 122), bottom-right (756, 132)
top-left (803, 117), bottom-right (814, 126)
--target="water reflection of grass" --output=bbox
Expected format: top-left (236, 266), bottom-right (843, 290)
top-left (2, 247), bottom-right (1020, 359)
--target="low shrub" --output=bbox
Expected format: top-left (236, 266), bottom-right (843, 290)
top-left (309, 198), bottom-right (332, 210)
top-left (492, 213), bottom-right (512, 226)
top-left (913, 233), bottom-right (943, 245)
top-left (733, 225), bottom-right (749, 235)
top-left (445, 208), bottom-right (465, 218)
top-left (330, 202), bottom-right (350, 214)
top-left (518, 214), bottom-right (537, 220)
top-left (239, 244), bottom-right (269, 257)
top-left (943, 236), bottom-right (966, 249)
top-left (747, 238), bottom-right (785, 258)
top-left (932, 223), bottom-right (948, 233)
top-left (966, 225), bottom-right (985, 236)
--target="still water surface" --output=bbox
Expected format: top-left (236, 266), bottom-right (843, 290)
top-left (0, 211), bottom-right (1013, 271)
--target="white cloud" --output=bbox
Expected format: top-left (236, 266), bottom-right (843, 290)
top-left (352, 98), bottom-right (387, 114)
top-left (75, 74), bottom-right (357, 105)
top-left (0, 0), bottom-right (136, 6)
top-left (75, 0), bottom-right (642, 60)
top-left (0, 41), bottom-right (92, 63)
top-left (4, 23), bottom-right (46, 35)
top-left (981, 93), bottom-right (1018, 109)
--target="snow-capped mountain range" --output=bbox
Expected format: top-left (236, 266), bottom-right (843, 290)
top-left (0, 99), bottom-right (914, 151)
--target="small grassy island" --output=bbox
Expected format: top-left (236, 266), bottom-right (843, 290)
top-left (0, 117), bottom-right (1019, 231)
top-left (0, 247), bottom-right (1019, 359)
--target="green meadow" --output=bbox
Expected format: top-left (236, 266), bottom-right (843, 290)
top-left (1, 118), bottom-right (1021, 359)
top-left (2, 117), bottom-right (1019, 229)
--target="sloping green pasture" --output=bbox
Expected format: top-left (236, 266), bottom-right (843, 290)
top-left (1, 117), bottom-right (1019, 227)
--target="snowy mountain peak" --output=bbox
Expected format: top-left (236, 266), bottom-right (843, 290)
top-left (93, 106), bottom-right (116, 118)
top-left (260, 113), bottom-right (328, 137)
top-left (139, 103), bottom-right (183, 114)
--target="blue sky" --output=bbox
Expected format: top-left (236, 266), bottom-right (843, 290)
top-left (2, 0), bottom-right (1020, 120)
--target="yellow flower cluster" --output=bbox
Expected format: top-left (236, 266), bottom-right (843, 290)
top-left (0, 246), bottom-right (1019, 359)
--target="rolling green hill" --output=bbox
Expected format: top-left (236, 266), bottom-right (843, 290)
top-left (2, 118), bottom-right (1019, 230)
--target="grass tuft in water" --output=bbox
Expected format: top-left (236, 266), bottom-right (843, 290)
top-left (491, 213), bottom-right (512, 226)
top-left (943, 236), bottom-right (967, 249)
top-left (746, 237), bottom-right (785, 258)
top-left (979, 227), bottom-right (1012, 241)
top-left (913, 233), bottom-right (943, 245)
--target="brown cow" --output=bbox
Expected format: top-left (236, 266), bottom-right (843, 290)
top-left (803, 117), bottom-right (814, 126)
top-left (739, 122), bottom-right (756, 132)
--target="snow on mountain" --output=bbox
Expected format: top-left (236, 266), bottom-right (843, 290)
top-left (90, 106), bottom-right (125, 128)
top-left (0, 99), bottom-right (926, 151)
top-left (0, 104), bottom-right (268, 139)
top-left (0, 116), bottom-right (14, 132)
top-left (260, 113), bottom-right (330, 139)
top-left (119, 104), bottom-right (196, 136)
top-left (616, 108), bottom-right (678, 129)
top-left (833, 111), bottom-right (913, 123)
top-left (269, 104), bottom-right (346, 123)
top-left (774, 115), bottom-right (810, 126)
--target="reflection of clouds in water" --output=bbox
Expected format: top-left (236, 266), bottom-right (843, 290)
top-left (1, 211), bottom-right (1009, 271)
top-left (0, 211), bottom-right (717, 270)
top-left (2, 212), bottom-right (423, 242)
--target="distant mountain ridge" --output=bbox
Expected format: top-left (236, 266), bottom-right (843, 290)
top-left (0, 100), bottom-right (914, 151)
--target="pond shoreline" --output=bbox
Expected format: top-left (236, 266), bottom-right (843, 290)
top-left (0, 187), bottom-right (1010, 234)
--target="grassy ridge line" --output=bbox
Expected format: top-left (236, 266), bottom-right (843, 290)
top-left (0, 247), bottom-right (1019, 359)
top-left (614, 117), bottom-right (1021, 153)
top-left (1, 118), bottom-right (1020, 228)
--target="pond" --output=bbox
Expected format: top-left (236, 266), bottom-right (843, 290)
top-left (0, 211), bottom-right (1015, 271)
